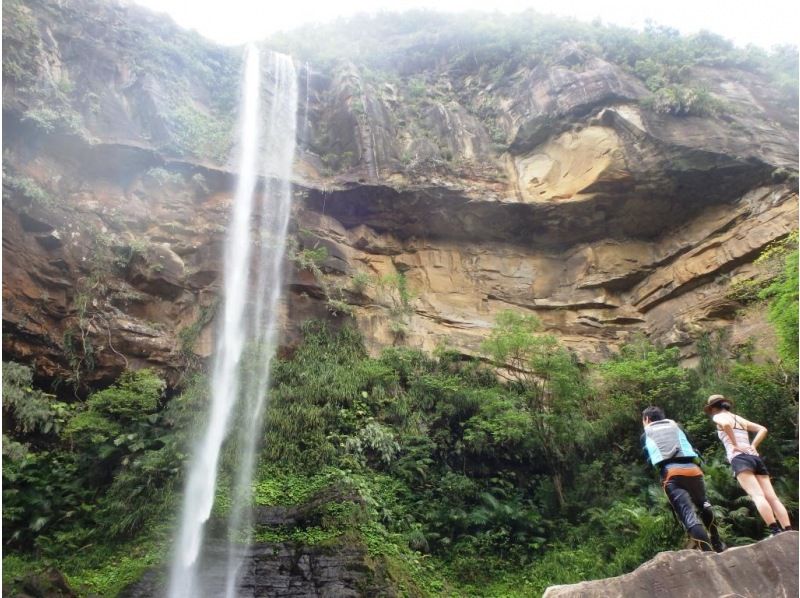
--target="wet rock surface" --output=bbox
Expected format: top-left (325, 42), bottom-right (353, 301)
top-left (119, 541), bottom-right (392, 598)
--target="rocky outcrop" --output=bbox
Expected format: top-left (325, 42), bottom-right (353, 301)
top-left (119, 541), bottom-right (393, 598)
top-left (5, 568), bottom-right (77, 598)
top-left (294, 182), bottom-right (795, 361)
top-left (2, 0), bottom-right (798, 388)
top-left (544, 531), bottom-right (799, 598)
top-left (120, 491), bottom-right (390, 598)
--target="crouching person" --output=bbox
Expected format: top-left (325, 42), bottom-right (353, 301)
top-left (641, 406), bottom-right (725, 552)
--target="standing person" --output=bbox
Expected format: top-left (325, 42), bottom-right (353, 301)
top-left (641, 406), bottom-right (725, 552)
top-left (704, 394), bottom-right (792, 535)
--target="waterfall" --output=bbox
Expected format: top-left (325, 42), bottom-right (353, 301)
top-left (168, 46), bottom-right (298, 598)
top-left (301, 61), bottom-right (310, 143)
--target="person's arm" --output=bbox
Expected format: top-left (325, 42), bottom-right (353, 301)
top-left (640, 432), bottom-right (649, 465)
top-left (740, 416), bottom-right (767, 453)
top-left (713, 413), bottom-right (746, 455)
top-left (640, 431), bottom-right (658, 476)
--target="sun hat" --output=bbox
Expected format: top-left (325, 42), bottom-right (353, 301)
top-left (704, 394), bottom-right (733, 414)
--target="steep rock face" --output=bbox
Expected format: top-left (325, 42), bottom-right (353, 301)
top-left (2, 0), bottom-right (798, 388)
top-left (544, 531), bottom-right (799, 598)
top-left (294, 184), bottom-right (795, 361)
top-left (119, 541), bottom-right (394, 598)
top-left (119, 489), bottom-right (395, 597)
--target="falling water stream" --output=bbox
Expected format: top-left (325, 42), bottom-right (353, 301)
top-left (168, 45), bottom-right (298, 598)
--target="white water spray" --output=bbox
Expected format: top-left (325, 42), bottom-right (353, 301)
top-left (301, 61), bottom-right (310, 142)
top-left (168, 46), bottom-right (297, 598)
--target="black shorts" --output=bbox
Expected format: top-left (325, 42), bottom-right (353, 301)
top-left (731, 454), bottom-right (769, 477)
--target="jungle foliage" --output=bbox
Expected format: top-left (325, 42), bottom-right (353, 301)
top-left (253, 316), bottom-right (798, 595)
top-left (2, 367), bottom-right (208, 595)
top-left (3, 306), bottom-right (798, 595)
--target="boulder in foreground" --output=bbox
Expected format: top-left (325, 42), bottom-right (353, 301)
top-left (544, 531), bottom-right (798, 598)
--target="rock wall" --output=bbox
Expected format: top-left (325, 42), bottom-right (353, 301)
top-left (544, 531), bottom-right (799, 598)
top-left (119, 542), bottom-right (394, 598)
top-left (3, 0), bottom-right (798, 389)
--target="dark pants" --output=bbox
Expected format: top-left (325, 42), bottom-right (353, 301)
top-left (664, 475), bottom-right (720, 549)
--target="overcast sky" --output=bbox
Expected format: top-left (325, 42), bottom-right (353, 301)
top-left (134, 0), bottom-right (798, 49)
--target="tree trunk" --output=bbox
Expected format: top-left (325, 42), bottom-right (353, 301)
top-left (553, 471), bottom-right (566, 509)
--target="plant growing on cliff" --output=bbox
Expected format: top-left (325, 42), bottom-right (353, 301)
top-left (21, 106), bottom-right (82, 135)
top-left (62, 324), bottom-right (95, 391)
top-left (2, 0), bottom-right (43, 85)
top-left (350, 271), bottom-right (372, 294)
top-left (293, 244), bottom-right (329, 273)
top-left (326, 298), bottom-right (356, 317)
top-left (642, 84), bottom-right (727, 116)
top-left (177, 301), bottom-right (218, 365)
top-left (760, 247), bottom-right (799, 372)
top-left (144, 167), bottom-right (184, 186)
top-left (2, 362), bottom-right (69, 437)
top-left (2, 172), bottom-right (54, 208)
top-left (167, 104), bottom-right (233, 163)
top-left (376, 273), bottom-right (414, 313)
top-left (481, 310), bottom-right (590, 508)
top-left (375, 273), bottom-right (416, 342)
top-left (289, 240), bottom-right (362, 319)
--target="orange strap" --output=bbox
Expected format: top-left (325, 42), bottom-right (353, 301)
top-left (662, 465), bottom-right (703, 486)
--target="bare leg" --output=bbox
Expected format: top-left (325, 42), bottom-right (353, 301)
top-left (757, 475), bottom-right (791, 529)
top-left (736, 471), bottom-right (776, 525)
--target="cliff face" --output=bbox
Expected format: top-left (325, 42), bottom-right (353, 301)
top-left (3, 0), bottom-right (798, 388)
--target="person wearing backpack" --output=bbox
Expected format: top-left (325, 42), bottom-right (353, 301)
top-left (641, 406), bottom-right (726, 552)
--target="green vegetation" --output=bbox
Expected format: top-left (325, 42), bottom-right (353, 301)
top-left (145, 167), bottom-right (184, 187)
top-left (7, 221), bottom-right (797, 591)
top-left (3, 3), bottom-right (798, 595)
top-left (269, 11), bottom-right (797, 112)
top-left (642, 84), bottom-right (727, 116)
top-left (4, 0), bottom-right (90, 138)
top-left (4, 0), bottom-right (239, 162)
top-left (350, 271), bottom-right (372, 294)
top-left (321, 150), bottom-right (357, 173)
top-left (168, 104), bottom-right (234, 163)
top-left (2, 0), bottom-right (43, 85)
top-left (60, 230), bottom-right (133, 390)
top-left (2, 365), bottom-right (208, 596)
top-left (758, 237), bottom-right (799, 371)
top-left (177, 300), bottom-right (219, 364)
top-left (481, 311), bottom-right (588, 507)
top-left (291, 243), bottom-right (329, 273)
top-left (4, 295), bottom-right (798, 595)
top-left (2, 170), bottom-right (54, 208)
top-left (21, 106), bottom-right (85, 136)
top-left (375, 273), bottom-right (415, 339)
top-left (251, 317), bottom-right (797, 595)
